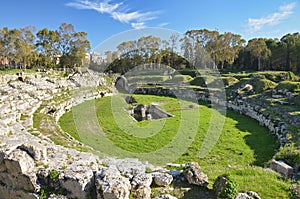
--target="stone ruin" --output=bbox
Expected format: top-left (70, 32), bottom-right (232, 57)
top-left (0, 70), bottom-right (297, 198)
top-left (124, 95), bottom-right (173, 122)
top-left (129, 104), bottom-right (172, 122)
top-left (115, 76), bottom-right (128, 92)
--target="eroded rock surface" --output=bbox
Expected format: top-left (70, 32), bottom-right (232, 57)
top-left (183, 162), bottom-right (208, 187)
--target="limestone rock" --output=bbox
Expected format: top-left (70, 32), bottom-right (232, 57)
top-left (183, 162), bottom-right (208, 186)
top-left (103, 158), bottom-right (147, 179)
top-left (4, 149), bottom-right (35, 174)
top-left (17, 143), bottom-right (47, 161)
top-left (235, 193), bottom-right (252, 199)
top-left (269, 159), bottom-right (293, 179)
top-left (131, 173), bottom-right (152, 199)
top-left (96, 166), bottom-right (131, 199)
top-left (131, 173), bottom-right (152, 189)
top-left (153, 194), bottom-right (178, 199)
top-left (0, 186), bottom-right (39, 199)
top-left (48, 194), bottom-right (68, 199)
top-left (59, 169), bottom-right (94, 199)
top-left (132, 186), bottom-right (151, 199)
top-left (246, 191), bottom-right (261, 199)
top-left (153, 172), bottom-right (173, 187)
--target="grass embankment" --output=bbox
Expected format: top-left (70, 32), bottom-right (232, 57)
top-left (59, 95), bottom-right (291, 198)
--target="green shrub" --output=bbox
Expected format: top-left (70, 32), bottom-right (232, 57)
top-left (49, 169), bottom-right (59, 179)
top-left (275, 81), bottom-right (300, 92)
top-left (39, 186), bottom-right (49, 199)
top-left (214, 174), bottom-right (238, 199)
top-left (275, 143), bottom-right (300, 166)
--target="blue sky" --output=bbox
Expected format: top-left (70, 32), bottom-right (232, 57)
top-left (1, 0), bottom-right (300, 50)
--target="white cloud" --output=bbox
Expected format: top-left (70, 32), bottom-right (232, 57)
top-left (247, 2), bottom-right (296, 31)
top-left (111, 11), bottom-right (157, 23)
top-left (158, 22), bottom-right (169, 28)
top-left (66, 0), bottom-right (122, 14)
top-left (67, 0), bottom-right (159, 29)
top-left (131, 22), bottom-right (146, 29)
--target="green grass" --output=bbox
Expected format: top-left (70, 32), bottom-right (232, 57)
top-left (163, 75), bottom-right (193, 83)
top-left (127, 75), bottom-right (170, 84)
top-left (33, 104), bottom-right (89, 152)
top-left (59, 94), bottom-right (291, 198)
top-left (253, 78), bottom-right (277, 93)
top-left (275, 81), bottom-right (300, 92)
top-left (0, 68), bottom-right (37, 74)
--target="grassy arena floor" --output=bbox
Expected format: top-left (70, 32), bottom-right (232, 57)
top-left (59, 95), bottom-right (291, 198)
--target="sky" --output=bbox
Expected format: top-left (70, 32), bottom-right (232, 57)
top-left (1, 0), bottom-right (300, 52)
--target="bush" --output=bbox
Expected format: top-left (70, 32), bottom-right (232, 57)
top-left (275, 81), bottom-right (300, 92)
top-left (213, 174), bottom-right (238, 199)
top-left (275, 143), bottom-right (300, 166)
top-left (49, 169), bottom-right (59, 179)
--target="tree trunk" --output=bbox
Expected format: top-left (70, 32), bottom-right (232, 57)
top-left (258, 58), bottom-right (261, 71)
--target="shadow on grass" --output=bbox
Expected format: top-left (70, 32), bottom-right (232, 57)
top-left (225, 110), bottom-right (279, 166)
top-left (173, 180), bottom-right (216, 199)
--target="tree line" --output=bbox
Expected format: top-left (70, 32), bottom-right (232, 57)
top-left (0, 22), bottom-right (90, 70)
top-left (103, 29), bottom-right (300, 73)
top-left (1, 24), bottom-right (300, 73)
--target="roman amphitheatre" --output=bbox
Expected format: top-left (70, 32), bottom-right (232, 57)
top-left (0, 64), bottom-right (299, 198)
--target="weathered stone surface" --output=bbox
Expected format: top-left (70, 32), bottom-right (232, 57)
top-left (153, 172), bottom-right (173, 187)
top-left (132, 186), bottom-right (151, 199)
top-left (59, 169), bottom-right (94, 199)
top-left (247, 191), bottom-right (261, 199)
top-left (17, 143), bottom-right (47, 161)
top-left (48, 194), bottom-right (68, 199)
top-left (0, 186), bottom-right (39, 199)
top-left (115, 76), bottom-right (128, 92)
top-left (96, 166), bottom-right (131, 199)
top-left (153, 194), bottom-right (178, 199)
top-left (131, 173), bottom-right (153, 189)
top-left (130, 173), bottom-right (152, 199)
top-left (103, 158), bottom-right (148, 179)
top-left (4, 149), bottom-right (35, 174)
top-left (235, 193), bottom-right (252, 199)
top-left (183, 162), bottom-right (208, 186)
top-left (270, 159), bottom-right (293, 179)
top-left (235, 191), bottom-right (261, 199)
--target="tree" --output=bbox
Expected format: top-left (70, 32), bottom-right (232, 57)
top-left (218, 32), bottom-right (245, 68)
top-left (16, 26), bottom-right (36, 70)
top-left (57, 22), bottom-right (90, 68)
top-left (281, 33), bottom-right (300, 72)
top-left (246, 38), bottom-right (271, 70)
top-left (36, 28), bottom-right (60, 68)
